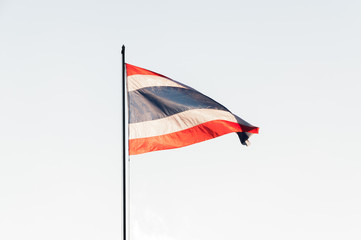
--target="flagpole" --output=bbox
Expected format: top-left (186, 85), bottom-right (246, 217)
top-left (121, 45), bottom-right (127, 240)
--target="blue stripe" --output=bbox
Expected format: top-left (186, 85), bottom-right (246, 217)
top-left (128, 86), bottom-right (230, 124)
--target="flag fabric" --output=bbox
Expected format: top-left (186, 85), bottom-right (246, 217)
top-left (126, 63), bottom-right (259, 155)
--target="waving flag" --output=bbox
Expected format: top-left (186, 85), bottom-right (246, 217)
top-left (126, 63), bottom-right (259, 155)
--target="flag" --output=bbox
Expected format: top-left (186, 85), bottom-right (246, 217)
top-left (126, 63), bottom-right (259, 155)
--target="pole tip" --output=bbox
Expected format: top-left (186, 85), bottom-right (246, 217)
top-left (121, 45), bottom-right (125, 54)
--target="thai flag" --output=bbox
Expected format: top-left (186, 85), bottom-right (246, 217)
top-left (127, 63), bottom-right (259, 155)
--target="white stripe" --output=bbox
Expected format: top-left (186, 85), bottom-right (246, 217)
top-left (127, 74), bottom-right (187, 92)
top-left (129, 109), bottom-right (239, 139)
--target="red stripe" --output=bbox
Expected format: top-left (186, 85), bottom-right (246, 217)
top-left (129, 120), bottom-right (259, 155)
top-left (126, 63), bottom-right (170, 79)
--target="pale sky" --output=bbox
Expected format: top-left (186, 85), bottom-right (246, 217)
top-left (1, 0), bottom-right (361, 240)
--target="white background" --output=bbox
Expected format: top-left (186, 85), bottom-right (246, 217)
top-left (1, 0), bottom-right (360, 239)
